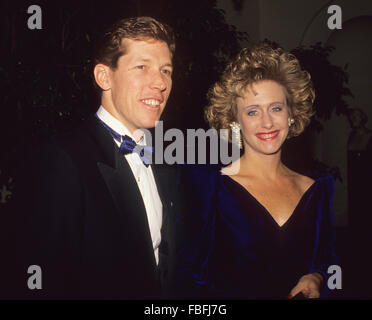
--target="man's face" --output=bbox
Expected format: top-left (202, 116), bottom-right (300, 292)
top-left (103, 38), bottom-right (173, 134)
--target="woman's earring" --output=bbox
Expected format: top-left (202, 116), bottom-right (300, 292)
top-left (288, 118), bottom-right (295, 127)
top-left (230, 122), bottom-right (243, 149)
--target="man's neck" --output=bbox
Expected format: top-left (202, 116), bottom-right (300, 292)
top-left (97, 105), bottom-right (144, 143)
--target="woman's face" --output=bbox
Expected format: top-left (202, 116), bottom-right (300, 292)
top-left (236, 80), bottom-right (290, 156)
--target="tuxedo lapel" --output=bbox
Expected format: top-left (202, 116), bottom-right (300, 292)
top-left (88, 115), bottom-right (117, 169)
top-left (97, 160), bottom-right (157, 269)
top-left (88, 115), bottom-right (157, 271)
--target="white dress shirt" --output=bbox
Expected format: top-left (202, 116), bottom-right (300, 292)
top-left (96, 106), bottom-right (162, 265)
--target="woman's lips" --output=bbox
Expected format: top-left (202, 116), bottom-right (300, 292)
top-left (255, 130), bottom-right (280, 141)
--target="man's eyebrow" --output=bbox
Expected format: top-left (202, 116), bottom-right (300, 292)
top-left (134, 58), bottom-right (173, 67)
top-left (134, 58), bottom-right (151, 63)
top-left (161, 63), bottom-right (173, 68)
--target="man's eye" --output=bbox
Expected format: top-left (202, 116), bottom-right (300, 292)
top-left (136, 65), bottom-right (145, 70)
top-left (161, 69), bottom-right (172, 75)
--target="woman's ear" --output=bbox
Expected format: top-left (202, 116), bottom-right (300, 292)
top-left (93, 64), bottom-right (111, 91)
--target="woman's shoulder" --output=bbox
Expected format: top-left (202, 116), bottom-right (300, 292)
top-left (297, 175), bottom-right (335, 208)
top-left (290, 169), bottom-right (335, 195)
top-left (306, 172), bottom-right (335, 187)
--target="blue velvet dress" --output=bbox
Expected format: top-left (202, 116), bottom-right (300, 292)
top-left (173, 165), bottom-right (338, 299)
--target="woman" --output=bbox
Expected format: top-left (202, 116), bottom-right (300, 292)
top-left (173, 43), bottom-right (337, 299)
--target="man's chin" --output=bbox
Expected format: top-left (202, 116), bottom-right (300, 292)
top-left (142, 122), bottom-right (157, 129)
top-left (136, 121), bottom-right (159, 131)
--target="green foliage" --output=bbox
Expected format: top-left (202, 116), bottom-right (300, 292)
top-left (291, 43), bottom-right (353, 132)
top-left (291, 43), bottom-right (352, 179)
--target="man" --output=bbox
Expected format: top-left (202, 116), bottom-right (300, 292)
top-left (15, 16), bottom-right (176, 299)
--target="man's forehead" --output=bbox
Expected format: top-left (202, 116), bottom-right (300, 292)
top-left (118, 38), bottom-right (172, 64)
top-left (121, 38), bottom-right (170, 52)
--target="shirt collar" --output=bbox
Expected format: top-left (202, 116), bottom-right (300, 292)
top-left (96, 105), bottom-right (145, 144)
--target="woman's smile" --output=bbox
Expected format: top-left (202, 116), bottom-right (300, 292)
top-left (255, 130), bottom-right (280, 141)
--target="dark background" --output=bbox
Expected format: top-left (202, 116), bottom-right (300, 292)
top-left (1, 0), bottom-right (371, 299)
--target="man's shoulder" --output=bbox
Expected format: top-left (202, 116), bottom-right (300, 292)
top-left (50, 116), bottom-right (96, 149)
top-left (23, 115), bottom-right (104, 170)
top-left (43, 115), bottom-right (106, 158)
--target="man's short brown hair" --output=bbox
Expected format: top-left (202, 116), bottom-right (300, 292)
top-left (93, 16), bottom-right (176, 70)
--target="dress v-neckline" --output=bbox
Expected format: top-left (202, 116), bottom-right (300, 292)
top-left (221, 173), bottom-right (318, 229)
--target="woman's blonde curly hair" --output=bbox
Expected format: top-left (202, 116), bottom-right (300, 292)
top-left (205, 43), bottom-right (315, 139)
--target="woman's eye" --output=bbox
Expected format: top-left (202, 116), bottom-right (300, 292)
top-left (272, 106), bottom-right (283, 112)
top-left (247, 110), bottom-right (257, 116)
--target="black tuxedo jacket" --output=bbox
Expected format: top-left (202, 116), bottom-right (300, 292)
top-left (13, 115), bottom-right (176, 299)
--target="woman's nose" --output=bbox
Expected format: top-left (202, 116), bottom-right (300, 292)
top-left (261, 111), bottom-right (274, 129)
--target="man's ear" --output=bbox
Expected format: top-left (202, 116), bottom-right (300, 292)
top-left (93, 64), bottom-right (111, 91)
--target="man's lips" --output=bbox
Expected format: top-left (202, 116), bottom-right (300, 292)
top-left (255, 130), bottom-right (280, 141)
top-left (140, 98), bottom-right (163, 111)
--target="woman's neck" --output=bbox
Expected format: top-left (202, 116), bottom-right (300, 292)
top-left (237, 149), bottom-right (288, 181)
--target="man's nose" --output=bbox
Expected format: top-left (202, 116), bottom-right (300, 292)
top-left (150, 70), bottom-right (167, 92)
